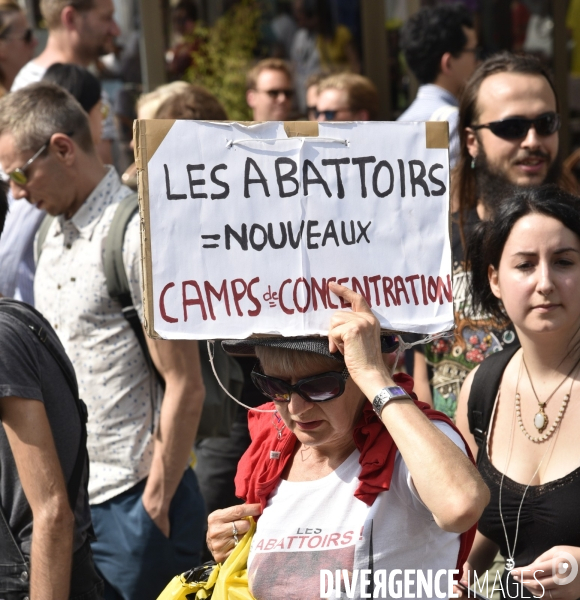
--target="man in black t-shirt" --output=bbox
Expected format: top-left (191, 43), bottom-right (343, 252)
top-left (413, 52), bottom-right (570, 417)
top-left (0, 184), bottom-right (102, 599)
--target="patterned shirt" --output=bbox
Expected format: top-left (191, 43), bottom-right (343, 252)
top-left (34, 167), bottom-right (162, 504)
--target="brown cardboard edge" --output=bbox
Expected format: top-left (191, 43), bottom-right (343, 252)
top-left (135, 119), bottom-right (162, 339)
top-left (137, 119), bottom-right (176, 164)
top-left (425, 121), bottom-right (449, 149)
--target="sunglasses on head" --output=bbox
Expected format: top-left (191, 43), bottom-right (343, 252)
top-left (251, 367), bottom-right (350, 403)
top-left (260, 89), bottom-right (294, 100)
top-left (471, 112), bottom-right (560, 140)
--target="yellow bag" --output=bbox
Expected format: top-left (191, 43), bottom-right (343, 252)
top-left (157, 517), bottom-right (256, 600)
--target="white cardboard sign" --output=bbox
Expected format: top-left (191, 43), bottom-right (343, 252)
top-left (136, 120), bottom-right (453, 340)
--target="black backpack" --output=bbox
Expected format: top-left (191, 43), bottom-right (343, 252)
top-left (36, 193), bottom-right (243, 439)
top-left (467, 343), bottom-right (521, 459)
top-left (0, 298), bottom-right (88, 510)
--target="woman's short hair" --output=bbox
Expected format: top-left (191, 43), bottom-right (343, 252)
top-left (467, 184), bottom-right (580, 323)
top-left (318, 73), bottom-right (379, 120)
top-left (136, 81), bottom-right (190, 119)
top-left (255, 346), bottom-right (344, 378)
top-left (154, 84), bottom-right (227, 120)
top-left (42, 63), bottom-right (101, 113)
top-left (0, 81), bottom-right (94, 153)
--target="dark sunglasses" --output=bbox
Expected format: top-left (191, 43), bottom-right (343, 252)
top-left (259, 89), bottom-right (294, 100)
top-left (251, 367), bottom-right (350, 403)
top-left (471, 112), bottom-right (560, 140)
top-left (315, 109), bottom-right (340, 121)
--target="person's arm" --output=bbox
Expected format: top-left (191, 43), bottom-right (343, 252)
top-left (412, 350), bottom-right (433, 406)
top-left (141, 336), bottom-right (205, 536)
top-left (0, 397), bottom-right (74, 600)
top-left (328, 282), bottom-right (489, 533)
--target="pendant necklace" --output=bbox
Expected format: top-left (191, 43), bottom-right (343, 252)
top-left (516, 354), bottom-right (576, 443)
top-left (499, 358), bottom-right (562, 570)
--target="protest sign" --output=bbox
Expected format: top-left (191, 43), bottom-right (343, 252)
top-left (135, 120), bottom-right (452, 340)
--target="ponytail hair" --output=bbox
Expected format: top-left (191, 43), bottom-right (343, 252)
top-left (467, 184), bottom-right (580, 324)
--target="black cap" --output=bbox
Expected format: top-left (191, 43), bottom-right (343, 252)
top-left (221, 335), bottom-right (399, 362)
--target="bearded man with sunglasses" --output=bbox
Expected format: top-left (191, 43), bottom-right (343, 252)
top-left (412, 52), bottom-right (578, 416)
top-left (205, 282), bottom-right (489, 600)
top-left (246, 58), bottom-right (294, 122)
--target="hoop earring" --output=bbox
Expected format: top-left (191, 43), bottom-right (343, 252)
top-left (272, 411), bottom-right (286, 440)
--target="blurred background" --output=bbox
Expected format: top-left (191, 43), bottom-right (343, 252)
top-left (16, 0), bottom-right (580, 178)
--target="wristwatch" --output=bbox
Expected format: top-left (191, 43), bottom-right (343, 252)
top-left (372, 386), bottom-right (412, 417)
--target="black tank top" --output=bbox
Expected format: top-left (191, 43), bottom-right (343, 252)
top-left (477, 447), bottom-right (580, 598)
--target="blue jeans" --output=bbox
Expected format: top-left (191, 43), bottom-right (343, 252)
top-left (90, 468), bottom-right (206, 600)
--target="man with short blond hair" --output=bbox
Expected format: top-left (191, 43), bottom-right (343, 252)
top-left (316, 73), bottom-right (378, 122)
top-left (246, 57), bottom-right (294, 121)
top-left (0, 82), bottom-right (207, 599)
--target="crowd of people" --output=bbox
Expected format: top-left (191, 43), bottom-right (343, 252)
top-left (1, 1), bottom-right (580, 600)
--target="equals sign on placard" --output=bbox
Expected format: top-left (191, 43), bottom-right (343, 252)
top-left (201, 234), bottom-right (220, 249)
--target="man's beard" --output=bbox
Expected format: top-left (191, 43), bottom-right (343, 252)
top-left (474, 146), bottom-right (561, 217)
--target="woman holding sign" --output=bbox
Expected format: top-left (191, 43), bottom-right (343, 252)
top-left (206, 282), bottom-right (488, 599)
top-left (455, 186), bottom-right (580, 599)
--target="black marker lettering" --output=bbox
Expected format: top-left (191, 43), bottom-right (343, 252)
top-left (303, 160), bottom-right (331, 197)
top-left (225, 223), bottom-right (248, 250)
top-left (397, 159), bottom-right (406, 197)
top-left (428, 163), bottom-right (446, 196)
top-left (321, 158), bottom-right (350, 199)
top-left (352, 156), bottom-right (376, 198)
top-left (341, 221), bottom-right (356, 245)
top-left (244, 157), bottom-right (270, 198)
top-left (210, 164), bottom-right (229, 199)
top-left (408, 160), bottom-right (430, 197)
top-left (186, 164), bottom-right (207, 199)
top-left (164, 164), bottom-right (187, 200)
top-left (267, 222), bottom-right (287, 249)
top-left (372, 161), bottom-right (394, 198)
top-left (275, 157), bottom-right (299, 197)
top-left (322, 220), bottom-right (339, 247)
top-left (307, 220), bottom-right (321, 249)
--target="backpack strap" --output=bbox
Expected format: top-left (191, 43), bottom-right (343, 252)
top-left (103, 192), bottom-right (162, 382)
top-left (35, 214), bottom-right (55, 264)
top-left (467, 343), bottom-right (521, 455)
top-left (0, 298), bottom-right (88, 512)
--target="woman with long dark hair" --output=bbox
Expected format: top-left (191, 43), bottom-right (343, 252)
top-left (456, 184), bottom-right (580, 599)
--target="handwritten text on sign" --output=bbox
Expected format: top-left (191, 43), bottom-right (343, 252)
top-left (143, 120), bottom-right (453, 339)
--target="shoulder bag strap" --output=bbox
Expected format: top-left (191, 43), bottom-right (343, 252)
top-left (467, 343), bottom-right (521, 454)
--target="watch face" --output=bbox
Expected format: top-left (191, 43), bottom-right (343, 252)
top-left (387, 386), bottom-right (408, 398)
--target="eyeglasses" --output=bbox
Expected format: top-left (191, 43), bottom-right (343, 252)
top-left (251, 367), bottom-right (350, 403)
top-left (0, 28), bottom-right (34, 44)
top-left (7, 131), bottom-right (73, 185)
top-left (471, 112), bottom-right (560, 140)
top-left (257, 89), bottom-right (294, 100)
